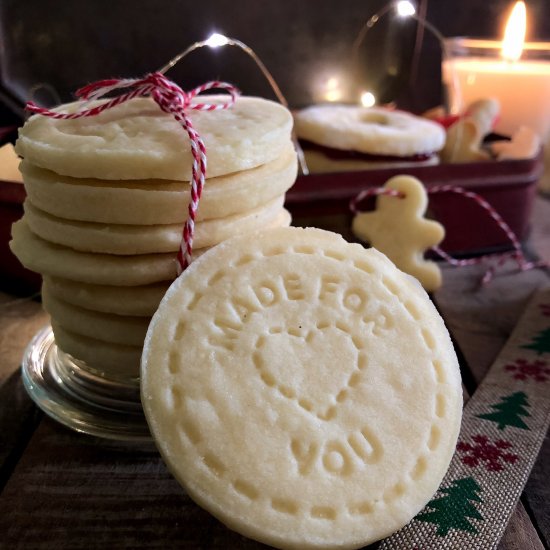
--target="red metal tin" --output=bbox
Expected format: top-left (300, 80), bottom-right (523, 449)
top-left (286, 151), bottom-right (543, 255)
top-left (0, 179), bottom-right (41, 293)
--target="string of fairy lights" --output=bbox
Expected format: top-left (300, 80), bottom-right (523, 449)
top-left (161, 1), bottom-right (421, 111)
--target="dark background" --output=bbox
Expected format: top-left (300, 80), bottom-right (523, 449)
top-left (0, 0), bottom-right (549, 125)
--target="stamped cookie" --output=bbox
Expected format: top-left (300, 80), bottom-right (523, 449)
top-left (294, 105), bottom-right (446, 157)
top-left (10, 220), bottom-right (177, 285)
top-left (16, 96), bottom-right (293, 180)
top-left (142, 226), bottom-right (462, 549)
top-left (352, 176), bottom-right (445, 292)
top-left (44, 276), bottom-right (170, 316)
top-left (52, 321), bottom-right (142, 379)
top-left (42, 285), bottom-right (150, 346)
top-left (23, 194), bottom-right (286, 254)
top-left (19, 145), bottom-right (297, 225)
top-left (11, 210), bottom-right (292, 288)
top-left (39, 209), bottom-right (291, 318)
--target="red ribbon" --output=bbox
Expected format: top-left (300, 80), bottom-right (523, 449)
top-left (26, 72), bottom-right (240, 274)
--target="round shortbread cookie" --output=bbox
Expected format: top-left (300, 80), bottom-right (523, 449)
top-left (23, 195), bottom-right (285, 254)
top-left (295, 105), bottom-right (446, 156)
top-left (303, 148), bottom-right (439, 174)
top-left (19, 146), bottom-right (297, 224)
top-left (42, 285), bottom-right (150, 346)
top-left (190, 208), bottom-right (292, 260)
top-left (10, 219), bottom-right (177, 286)
top-left (11, 210), bottom-right (291, 289)
top-left (40, 209), bottom-right (292, 317)
top-left (52, 321), bottom-right (142, 380)
top-left (141, 227), bottom-right (462, 549)
top-left (44, 276), bottom-right (170, 316)
top-left (16, 96), bottom-right (293, 180)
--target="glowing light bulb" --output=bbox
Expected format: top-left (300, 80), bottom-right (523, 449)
top-left (396, 1), bottom-right (416, 17)
top-left (360, 91), bottom-right (376, 107)
top-left (205, 33), bottom-right (230, 48)
top-left (324, 77), bottom-right (343, 102)
top-left (501, 1), bottom-right (526, 62)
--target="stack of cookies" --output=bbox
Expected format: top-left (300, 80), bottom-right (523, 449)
top-left (11, 95), bottom-right (297, 381)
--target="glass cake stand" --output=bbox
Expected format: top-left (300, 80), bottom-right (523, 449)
top-left (21, 325), bottom-right (151, 441)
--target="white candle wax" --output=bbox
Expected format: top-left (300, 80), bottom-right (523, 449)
top-left (443, 56), bottom-right (550, 139)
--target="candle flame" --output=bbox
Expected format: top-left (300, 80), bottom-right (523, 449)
top-left (502, 1), bottom-right (526, 61)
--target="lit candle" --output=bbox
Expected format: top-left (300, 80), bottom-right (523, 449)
top-left (443, 1), bottom-right (550, 140)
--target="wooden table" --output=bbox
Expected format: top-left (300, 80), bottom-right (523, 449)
top-left (0, 196), bottom-right (548, 549)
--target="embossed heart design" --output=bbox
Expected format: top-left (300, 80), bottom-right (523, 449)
top-left (252, 322), bottom-right (368, 420)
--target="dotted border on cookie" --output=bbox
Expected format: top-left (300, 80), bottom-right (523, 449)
top-left (161, 244), bottom-right (451, 522)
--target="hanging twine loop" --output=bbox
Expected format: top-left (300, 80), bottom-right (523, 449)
top-left (350, 185), bottom-right (548, 285)
top-left (26, 72), bottom-right (240, 274)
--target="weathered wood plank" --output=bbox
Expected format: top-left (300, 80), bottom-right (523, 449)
top-left (499, 505), bottom-right (545, 550)
top-left (530, 194), bottom-right (550, 264)
top-left (0, 418), bottom-right (271, 549)
top-left (0, 292), bottom-right (47, 487)
top-left (0, 292), bottom-right (47, 384)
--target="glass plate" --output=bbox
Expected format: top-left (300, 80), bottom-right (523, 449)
top-left (21, 325), bottom-right (151, 441)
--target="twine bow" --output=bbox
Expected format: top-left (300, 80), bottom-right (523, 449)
top-left (26, 72), bottom-right (240, 274)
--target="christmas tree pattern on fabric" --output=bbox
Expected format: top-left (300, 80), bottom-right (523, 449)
top-left (416, 477), bottom-right (484, 536)
top-left (477, 391), bottom-right (531, 431)
top-left (522, 327), bottom-right (550, 355)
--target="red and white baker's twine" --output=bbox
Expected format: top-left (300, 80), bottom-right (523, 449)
top-left (350, 186), bottom-right (548, 285)
top-left (26, 72), bottom-right (240, 274)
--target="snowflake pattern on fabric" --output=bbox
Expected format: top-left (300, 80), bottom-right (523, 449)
top-left (505, 358), bottom-right (550, 382)
top-left (457, 434), bottom-right (519, 472)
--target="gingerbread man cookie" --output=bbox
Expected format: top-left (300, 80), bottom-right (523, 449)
top-left (440, 98), bottom-right (500, 163)
top-left (466, 98), bottom-right (500, 137)
top-left (491, 126), bottom-right (540, 160)
top-left (440, 119), bottom-right (491, 163)
top-left (352, 175), bottom-right (445, 291)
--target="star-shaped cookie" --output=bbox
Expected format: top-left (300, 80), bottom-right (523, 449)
top-left (352, 176), bottom-right (445, 291)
